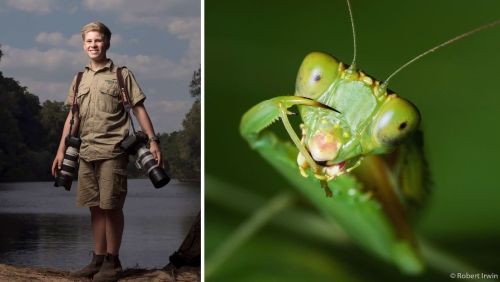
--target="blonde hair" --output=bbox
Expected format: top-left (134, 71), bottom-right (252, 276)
top-left (81, 21), bottom-right (112, 43)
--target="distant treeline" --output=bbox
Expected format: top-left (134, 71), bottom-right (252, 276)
top-left (0, 47), bottom-right (200, 182)
top-left (161, 67), bottom-right (201, 182)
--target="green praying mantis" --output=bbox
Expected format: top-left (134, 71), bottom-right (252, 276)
top-left (239, 0), bottom-right (500, 274)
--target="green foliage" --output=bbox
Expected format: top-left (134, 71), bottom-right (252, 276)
top-left (182, 99), bottom-right (201, 173)
top-left (40, 100), bottom-right (69, 153)
top-left (159, 67), bottom-right (201, 181)
top-left (0, 66), bottom-right (66, 181)
top-left (190, 67), bottom-right (201, 98)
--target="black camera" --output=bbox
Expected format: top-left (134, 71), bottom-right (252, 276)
top-left (54, 135), bottom-right (81, 191)
top-left (120, 131), bottom-right (170, 188)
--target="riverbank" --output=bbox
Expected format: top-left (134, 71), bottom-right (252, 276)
top-left (0, 264), bottom-right (200, 281)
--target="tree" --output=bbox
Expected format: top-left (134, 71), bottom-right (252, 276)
top-left (189, 67), bottom-right (201, 98)
top-left (159, 67), bottom-right (201, 181)
top-left (40, 101), bottom-right (69, 153)
top-left (0, 45), bottom-right (68, 181)
top-left (178, 67), bottom-right (201, 181)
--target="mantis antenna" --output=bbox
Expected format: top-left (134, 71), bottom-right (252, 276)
top-left (382, 19), bottom-right (500, 90)
top-left (346, 0), bottom-right (357, 70)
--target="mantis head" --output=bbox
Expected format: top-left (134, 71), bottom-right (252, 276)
top-left (294, 52), bottom-right (420, 179)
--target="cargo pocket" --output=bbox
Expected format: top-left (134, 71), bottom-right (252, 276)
top-left (113, 168), bottom-right (128, 195)
top-left (107, 167), bottom-right (126, 209)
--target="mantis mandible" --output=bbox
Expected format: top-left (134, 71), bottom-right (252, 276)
top-left (239, 0), bottom-right (500, 274)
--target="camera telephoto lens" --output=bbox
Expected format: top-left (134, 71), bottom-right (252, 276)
top-left (54, 136), bottom-right (81, 191)
top-left (135, 147), bottom-right (170, 188)
top-left (54, 173), bottom-right (74, 191)
top-left (149, 167), bottom-right (170, 188)
top-left (54, 146), bottom-right (79, 190)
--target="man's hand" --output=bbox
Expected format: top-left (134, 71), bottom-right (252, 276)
top-left (149, 141), bottom-right (162, 166)
top-left (51, 151), bottom-right (65, 176)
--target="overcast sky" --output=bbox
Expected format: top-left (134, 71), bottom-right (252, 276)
top-left (0, 0), bottom-right (200, 133)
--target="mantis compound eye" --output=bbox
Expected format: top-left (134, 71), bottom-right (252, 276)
top-left (295, 52), bottom-right (341, 99)
top-left (372, 95), bottom-right (420, 148)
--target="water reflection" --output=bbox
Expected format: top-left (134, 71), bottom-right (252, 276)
top-left (0, 180), bottom-right (200, 269)
top-left (0, 213), bottom-right (89, 267)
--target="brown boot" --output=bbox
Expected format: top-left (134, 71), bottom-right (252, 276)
top-left (69, 252), bottom-right (105, 278)
top-left (92, 253), bottom-right (122, 282)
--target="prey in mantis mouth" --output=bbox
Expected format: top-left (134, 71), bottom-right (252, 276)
top-left (297, 123), bottom-right (359, 181)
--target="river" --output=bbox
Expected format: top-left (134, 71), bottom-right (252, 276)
top-left (0, 179), bottom-right (200, 270)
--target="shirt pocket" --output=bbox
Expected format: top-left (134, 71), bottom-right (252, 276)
top-left (98, 79), bottom-right (122, 113)
top-left (76, 86), bottom-right (90, 118)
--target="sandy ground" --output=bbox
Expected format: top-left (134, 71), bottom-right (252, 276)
top-left (0, 264), bottom-right (200, 282)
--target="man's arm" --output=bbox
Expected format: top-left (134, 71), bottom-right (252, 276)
top-left (132, 102), bottom-right (161, 165)
top-left (51, 111), bottom-right (80, 176)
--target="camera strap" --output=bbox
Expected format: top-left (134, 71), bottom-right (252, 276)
top-left (116, 67), bottom-right (137, 134)
top-left (69, 71), bottom-right (83, 137)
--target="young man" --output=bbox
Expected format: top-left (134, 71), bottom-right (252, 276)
top-left (51, 21), bottom-right (161, 281)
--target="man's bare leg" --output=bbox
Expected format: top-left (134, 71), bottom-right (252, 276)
top-left (91, 206), bottom-right (107, 255)
top-left (105, 208), bottom-right (124, 255)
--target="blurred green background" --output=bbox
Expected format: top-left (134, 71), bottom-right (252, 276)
top-left (205, 0), bottom-right (500, 281)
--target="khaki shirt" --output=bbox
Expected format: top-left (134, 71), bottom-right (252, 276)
top-left (65, 59), bottom-right (145, 162)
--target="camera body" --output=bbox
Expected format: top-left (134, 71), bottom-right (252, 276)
top-left (54, 135), bottom-right (81, 191)
top-left (120, 131), bottom-right (170, 188)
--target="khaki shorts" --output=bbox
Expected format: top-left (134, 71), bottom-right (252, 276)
top-left (77, 155), bottom-right (128, 209)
